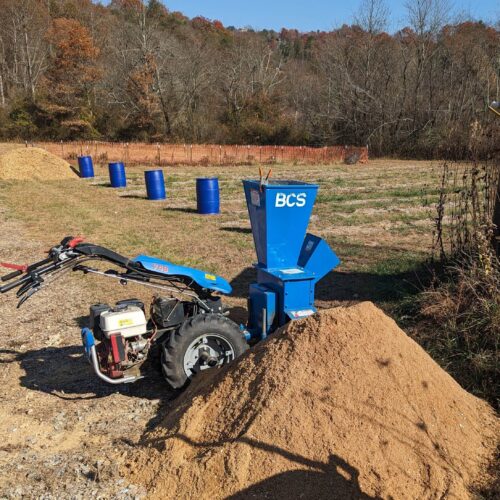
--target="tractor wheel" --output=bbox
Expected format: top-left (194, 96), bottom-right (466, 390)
top-left (160, 313), bottom-right (248, 389)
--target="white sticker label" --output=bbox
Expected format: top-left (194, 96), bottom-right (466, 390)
top-left (281, 268), bottom-right (303, 274)
top-left (290, 309), bottom-right (315, 318)
top-left (250, 189), bottom-right (260, 207)
top-left (275, 192), bottom-right (307, 208)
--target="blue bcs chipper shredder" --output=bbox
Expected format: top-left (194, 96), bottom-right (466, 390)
top-left (0, 179), bottom-right (340, 389)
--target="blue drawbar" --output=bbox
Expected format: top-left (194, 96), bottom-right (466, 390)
top-left (109, 162), bottom-right (127, 188)
top-left (78, 156), bottom-right (94, 178)
top-left (132, 254), bottom-right (232, 294)
top-left (145, 170), bottom-right (166, 200)
top-left (196, 178), bottom-right (220, 215)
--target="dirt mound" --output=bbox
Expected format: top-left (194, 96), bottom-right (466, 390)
top-left (127, 303), bottom-right (498, 499)
top-left (0, 147), bottom-right (75, 180)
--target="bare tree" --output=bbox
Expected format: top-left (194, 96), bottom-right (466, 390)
top-left (354, 0), bottom-right (389, 34)
top-left (0, 0), bottom-right (497, 157)
top-left (3, 0), bottom-right (49, 102)
top-left (405, 0), bottom-right (450, 36)
top-left (218, 35), bottom-right (285, 128)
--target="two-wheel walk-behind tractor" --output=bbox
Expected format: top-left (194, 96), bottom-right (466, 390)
top-left (0, 179), bottom-right (340, 389)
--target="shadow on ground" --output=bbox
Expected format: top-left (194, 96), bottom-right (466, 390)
top-left (228, 450), bottom-right (380, 499)
top-left (220, 227), bottom-right (252, 234)
top-left (230, 265), bottom-right (429, 304)
top-left (144, 432), bottom-right (381, 499)
top-left (0, 345), bottom-right (170, 401)
top-left (119, 194), bottom-right (147, 200)
top-left (69, 166), bottom-right (81, 177)
top-left (164, 207), bottom-right (198, 214)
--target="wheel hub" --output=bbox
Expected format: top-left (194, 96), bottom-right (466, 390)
top-left (183, 334), bottom-right (235, 375)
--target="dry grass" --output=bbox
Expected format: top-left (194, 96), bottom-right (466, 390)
top-left (0, 158), bottom-right (442, 312)
top-left (412, 158), bottom-right (500, 411)
top-left (0, 154), bottom-right (497, 497)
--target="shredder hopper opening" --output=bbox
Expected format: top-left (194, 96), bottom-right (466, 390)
top-left (243, 180), bottom-right (319, 270)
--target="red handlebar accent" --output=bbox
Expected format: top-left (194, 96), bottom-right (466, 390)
top-left (68, 237), bottom-right (85, 248)
top-left (0, 262), bottom-right (28, 272)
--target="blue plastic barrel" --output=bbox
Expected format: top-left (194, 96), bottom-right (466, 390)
top-left (196, 177), bottom-right (220, 215)
top-left (78, 156), bottom-right (94, 178)
top-left (108, 162), bottom-right (127, 188)
top-left (144, 170), bottom-right (166, 200)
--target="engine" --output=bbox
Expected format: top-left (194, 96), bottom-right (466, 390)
top-left (88, 299), bottom-right (146, 378)
top-left (86, 295), bottom-right (225, 381)
top-left (88, 297), bottom-right (186, 379)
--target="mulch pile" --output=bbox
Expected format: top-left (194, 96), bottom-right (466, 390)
top-left (0, 147), bottom-right (75, 180)
top-left (127, 302), bottom-right (498, 499)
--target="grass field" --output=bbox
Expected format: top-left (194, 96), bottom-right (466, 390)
top-left (0, 157), bottom-right (488, 498)
top-left (0, 159), bottom-right (442, 315)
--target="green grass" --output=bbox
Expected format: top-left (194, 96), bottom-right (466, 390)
top-left (364, 253), bottom-right (428, 276)
top-left (0, 159), bottom-right (440, 311)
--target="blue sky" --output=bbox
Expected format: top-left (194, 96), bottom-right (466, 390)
top-left (153, 1), bottom-right (498, 33)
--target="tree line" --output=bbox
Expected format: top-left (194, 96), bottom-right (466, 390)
top-left (0, 0), bottom-right (498, 158)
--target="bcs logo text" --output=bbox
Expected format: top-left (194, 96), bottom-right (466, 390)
top-left (275, 192), bottom-right (307, 208)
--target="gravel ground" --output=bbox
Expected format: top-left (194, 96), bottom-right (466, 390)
top-left (0, 204), bottom-right (175, 498)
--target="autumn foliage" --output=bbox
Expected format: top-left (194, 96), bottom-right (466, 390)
top-left (0, 0), bottom-right (498, 157)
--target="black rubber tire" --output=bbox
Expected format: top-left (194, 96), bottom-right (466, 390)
top-left (160, 313), bottom-right (248, 389)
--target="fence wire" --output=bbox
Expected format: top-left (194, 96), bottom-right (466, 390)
top-left (38, 141), bottom-right (368, 166)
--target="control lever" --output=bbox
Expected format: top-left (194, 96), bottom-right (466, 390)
top-left (17, 286), bottom-right (42, 308)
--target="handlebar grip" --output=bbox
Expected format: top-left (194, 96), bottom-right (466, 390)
top-left (1, 270), bottom-right (23, 282)
top-left (0, 275), bottom-right (30, 293)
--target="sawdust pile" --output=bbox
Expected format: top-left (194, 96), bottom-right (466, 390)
top-left (0, 147), bottom-right (75, 180)
top-left (128, 302), bottom-right (498, 499)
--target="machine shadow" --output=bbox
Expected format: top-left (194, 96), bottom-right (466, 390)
top-left (229, 267), bottom-right (257, 298)
top-left (228, 453), bottom-right (380, 499)
top-left (145, 433), bottom-right (380, 499)
top-left (314, 267), bottom-right (427, 303)
top-left (2, 345), bottom-right (170, 401)
top-left (230, 266), bottom-right (428, 304)
top-left (220, 227), bottom-right (252, 234)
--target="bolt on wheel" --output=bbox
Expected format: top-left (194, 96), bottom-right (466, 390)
top-left (183, 334), bottom-right (236, 376)
top-left (161, 313), bottom-right (248, 390)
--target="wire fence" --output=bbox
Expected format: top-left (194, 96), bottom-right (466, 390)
top-left (38, 141), bottom-right (368, 166)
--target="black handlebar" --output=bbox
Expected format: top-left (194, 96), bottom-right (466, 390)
top-left (1, 236), bottom-right (208, 307)
top-left (0, 278), bottom-right (28, 294)
top-left (1, 270), bottom-right (23, 282)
